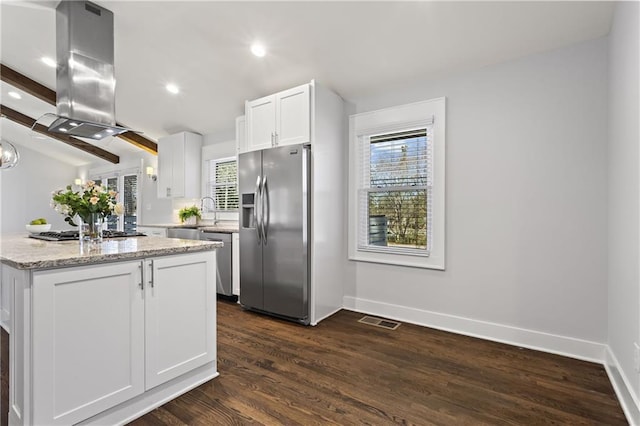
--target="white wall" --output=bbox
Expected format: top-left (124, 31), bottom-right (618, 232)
top-left (345, 37), bottom-right (609, 360)
top-left (606, 1), bottom-right (640, 422)
top-left (0, 145), bottom-right (78, 233)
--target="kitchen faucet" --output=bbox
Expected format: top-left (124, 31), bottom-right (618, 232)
top-left (200, 196), bottom-right (218, 224)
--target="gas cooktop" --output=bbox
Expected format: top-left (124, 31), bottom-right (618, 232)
top-left (29, 230), bottom-right (146, 241)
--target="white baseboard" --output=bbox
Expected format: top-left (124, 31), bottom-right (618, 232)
top-left (343, 296), bottom-right (605, 363)
top-left (605, 347), bottom-right (640, 425)
top-left (312, 306), bottom-right (342, 326)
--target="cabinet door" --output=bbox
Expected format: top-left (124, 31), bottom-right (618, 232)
top-left (182, 133), bottom-right (202, 199)
top-left (145, 252), bottom-right (216, 390)
top-left (157, 133), bottom-right (202, 198)
top-left (236, 115), bottom-right (247, 154)
top-left (171, 136), bottom-right (186, 198)
top-left (31, 262), bottom-right (145, 425)
top-left (157, 134), bottom-right (178, 198)
top-left (246, 95), bottom-right (276, 152)
top-left (276, 83), bottom-right (310, 147)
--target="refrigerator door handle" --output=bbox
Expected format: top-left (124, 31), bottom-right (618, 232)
top-left (262, 175), bottom-right (269, 243)
top-left (255, 175), bottom-right (262, 245)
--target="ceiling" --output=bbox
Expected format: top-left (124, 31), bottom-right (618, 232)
top-left (0, 1), bottom-right (614, 166)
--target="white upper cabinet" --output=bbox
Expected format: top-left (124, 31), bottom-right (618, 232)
top-left (276, 84), bottom-right (310, 146)
top-left (243, 83), bottom-right (310, 153)
top-left (157, 132), bottom-right (202, 198)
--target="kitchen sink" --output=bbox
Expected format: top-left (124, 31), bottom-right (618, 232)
top-left (167, 228), bottom-right (200, 240)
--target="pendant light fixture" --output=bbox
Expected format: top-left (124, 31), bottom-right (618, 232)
top-left (0, 139), bottom-right (20, 169)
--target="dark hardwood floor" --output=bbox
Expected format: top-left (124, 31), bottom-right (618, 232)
top-left (131, 300), bottom-right (626, 425)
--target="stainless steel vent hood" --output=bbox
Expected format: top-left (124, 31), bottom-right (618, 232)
top-left (49, 1), bottom-right (129, 140)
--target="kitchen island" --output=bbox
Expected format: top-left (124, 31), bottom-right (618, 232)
top-left (0, 235), bottom-right (222, 426)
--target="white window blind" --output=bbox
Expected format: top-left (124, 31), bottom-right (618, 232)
top-left (207, 157), bottom-right (238, 211)
top-left (357, 124), bottom-right (433, 256)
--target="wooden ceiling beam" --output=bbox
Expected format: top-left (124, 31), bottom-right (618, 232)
top-left (0, 104), bottom-right (120, 164)
top-left (0, 64), bottom-right (56, 104)
top-left (0, 63), bottom-right (157, 154)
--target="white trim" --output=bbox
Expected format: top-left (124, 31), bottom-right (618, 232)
top-left (343, 296), bottom-right (605, 363)
top-left (310, 306), bottom-right (342, 327)
top-left (604, 347), bottom-right (640, 425)
top-left (204, 156), bottom-right (239, 212)
top-left (348, 97), bottom-right (446, 270)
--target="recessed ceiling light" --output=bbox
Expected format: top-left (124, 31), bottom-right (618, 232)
top-left (69, 122), bottom-right (79, 127)
top-left (106, 129), bottom-right (114, 134)
top-left (59, 128), bottom-right (68, 132)
top-left (166, 84), bottom-right (180, 94)
top-left (94, 133), bottom-right (102, 138)
top-left (8, 91), bottom-right (22, 100)
top-left (41, 56), bottom-right (57, 68)
top-left (251, 43), bottom-right (266, 58)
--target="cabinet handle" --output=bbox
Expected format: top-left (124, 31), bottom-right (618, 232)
top-left (149, 260), bottom-right (154, 288)
top-left (270, 132), bottom-right (274, 146)
top-left (166, 187), bottom-right (171, 197)
top-left (138, 264), bottom-right (144, 290)
top-left (275, 132), bottom-right (278, 146)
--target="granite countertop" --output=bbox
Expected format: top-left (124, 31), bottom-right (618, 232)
top-left (140, 222), bottom-right (239, 233)
top-left (198, 223), bottom-right (239, 233)
top-left (0, 234), bottom-right (223, 270)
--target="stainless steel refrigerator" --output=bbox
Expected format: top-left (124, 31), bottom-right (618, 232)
top-left (238, 143), bottom-right (311, 324)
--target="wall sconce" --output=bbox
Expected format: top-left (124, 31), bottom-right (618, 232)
top-left (146, 166), bottom-right (157, 181)
top-left (74, 178), bottom-right (83, 185)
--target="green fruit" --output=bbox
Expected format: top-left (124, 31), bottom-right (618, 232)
top-left (38, 218), bottom-right (47, 224)
top-left (30, 218), bottom-right (47, 225)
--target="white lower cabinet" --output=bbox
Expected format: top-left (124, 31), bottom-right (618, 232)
top-left (137, 226), bottom-right (168, 238)
top-left (31, 261), bottom-right (145, 425)
top-left (15, 251), bottom-right (216, 426)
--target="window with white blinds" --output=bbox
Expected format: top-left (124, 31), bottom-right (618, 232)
top-left (206, 157), bottom-right (238, 211)
top-left (348, 97), bottom-right (445, 270)
top-left (358, 126), bottom-right (433, 256)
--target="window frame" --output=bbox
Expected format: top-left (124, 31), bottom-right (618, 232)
top-left (90, 168), bottom-right (140, 232)
top-left (206, 156), bottom-right (239, 212)
top-left (348, 97), bottom-right (446, 270)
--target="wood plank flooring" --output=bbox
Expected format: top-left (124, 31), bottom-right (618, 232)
top-left (131, 300), bottom-right (626, 425)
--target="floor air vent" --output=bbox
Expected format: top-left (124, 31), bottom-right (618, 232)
top-left (358, 316), bottom-right (401, 330)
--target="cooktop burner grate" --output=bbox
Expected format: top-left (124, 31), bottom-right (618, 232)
top-left (29, 230), bottom-right (146, 241)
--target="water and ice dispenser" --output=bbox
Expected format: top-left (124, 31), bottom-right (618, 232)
top-left (241, 193), bottom-right (256, 229)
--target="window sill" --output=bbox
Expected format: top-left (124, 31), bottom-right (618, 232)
top-left (349, 251), bottom-right (444, 270)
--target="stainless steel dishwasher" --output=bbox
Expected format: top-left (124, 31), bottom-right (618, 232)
top-left (200, 231), bottom-right (233, 296)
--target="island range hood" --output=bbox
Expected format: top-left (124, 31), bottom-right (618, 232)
top-left (48, 0), bottom-right (130, 140)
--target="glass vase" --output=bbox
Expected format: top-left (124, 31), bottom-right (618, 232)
top-left (79, 213), bottom-right (104, 246)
